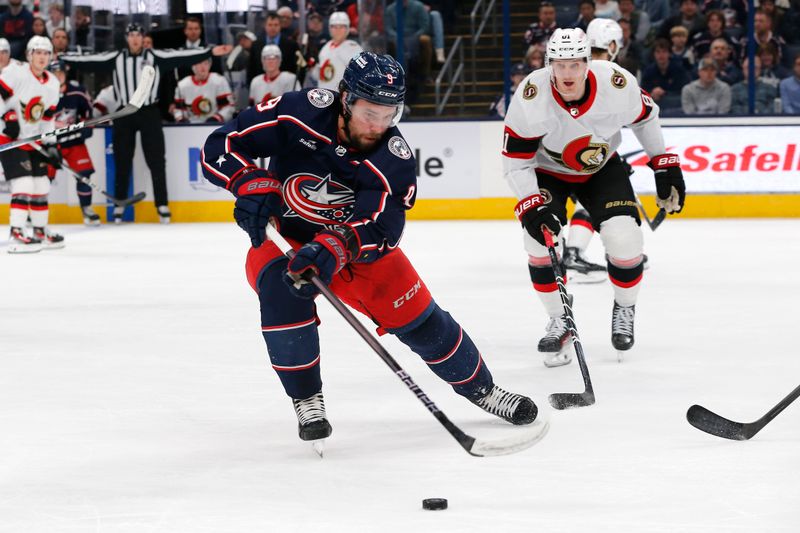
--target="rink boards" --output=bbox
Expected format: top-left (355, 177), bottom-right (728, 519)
top-left (2, 117), bottom-right (799, 223)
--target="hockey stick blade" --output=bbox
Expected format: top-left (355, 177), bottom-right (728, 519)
top-left (113, 191), bottom-right (147, 207)
top-left (650, 208), bottom-right (667, 230)
top-left (549, 391), bottom-right (595, 410)
top-left (467, 419), bottom-right (550, 457)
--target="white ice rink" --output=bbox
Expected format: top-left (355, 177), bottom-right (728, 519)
top-left (2, 219), bottom-right (799, 532)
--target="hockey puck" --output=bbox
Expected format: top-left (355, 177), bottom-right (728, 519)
top-left (422, 498), bottom-right (448, 511)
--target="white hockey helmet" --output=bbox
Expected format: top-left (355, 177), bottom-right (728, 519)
top-left (586, 18), bottom-right (623, 61)
top-left (26, 35), bottom-right (54, 56)
top-left (545, 28), bottom-right (591, 67)
top-left (0, 38), bottom-right (10, 53)
top-left (261, 44), bottom-right (282, 60)
top-left (329, 11), bottom-right (350, 29)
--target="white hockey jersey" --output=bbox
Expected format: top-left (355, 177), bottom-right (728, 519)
top-left (315, 39), bottom-right (363, 90)
top-left (93, 85), bottom-right (119, 117)
top-left (0, 60), bottom-right (60, 147)
top-left (174, 72), bottom-right (234, 123)
top-left (249, 72), bottom-right (297, 106)
top-left (502, 60), bottom-right (666, 199)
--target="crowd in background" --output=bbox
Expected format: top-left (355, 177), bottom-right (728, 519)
top-left (506, 0), bottom-right (800, 115)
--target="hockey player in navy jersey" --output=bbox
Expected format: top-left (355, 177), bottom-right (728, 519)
top-left (203, 52), bottom-right (538, 446)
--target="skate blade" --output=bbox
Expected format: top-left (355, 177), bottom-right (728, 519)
top-left (311, 439), bottom-right (326, 457)
top-left (567, 270), bottom-right (607, 284)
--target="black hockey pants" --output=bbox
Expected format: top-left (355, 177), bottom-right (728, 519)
top-left (112, 104), bottom-right (169, 207)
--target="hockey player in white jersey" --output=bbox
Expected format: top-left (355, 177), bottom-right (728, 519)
top-left (248, 45), bottom-right (297, 106)
top-left (503, 28), bottom-right (685, 365)
top-left (562, 18), bottom-right (624, 282)
top-left (314, 11), bottom-right (363, 90)
top-left (173, 58), bottom-right (234, 123)
top-left (0, 37), bottom-right (63, 253)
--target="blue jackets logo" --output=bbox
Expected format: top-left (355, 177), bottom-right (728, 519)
top-left (283, 173), bottom-right (355, 225)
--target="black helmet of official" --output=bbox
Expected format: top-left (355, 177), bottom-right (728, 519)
top-left (126, 22), bottom-right (144, 35)
top-left (339, 52), bottom-right (405, 125)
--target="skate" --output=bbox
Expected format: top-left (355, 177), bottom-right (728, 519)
top-left (563, 246), bottom-right (606, 284)
top-left (82, 206), bottom-right (101, 226)
top-left (292, 392), bottom-right (332, 456)
top-left (470, 385), bottom-right (538, 425)
top-left (32, 227), bottom-right (65, 250)
top-left (611, 301), bottom-right (635, 361)
top-left (157, 205), bottom-right (171, 224)
top-left (538, 314), bottom-right (573, 367)
top-left (112, 206), bottom-right (124, 224)
top-left (7, 227), bottom-right (42, 254)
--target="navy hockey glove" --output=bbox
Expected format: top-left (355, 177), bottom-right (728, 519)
top-left (515, 194), bottom-right (562, 247)
top-left (229, 168), bottom-right (283, 248)
top-left (647, 153), bottom-right (685, 214)
top-left (284, 226), bottom-right (359, 299)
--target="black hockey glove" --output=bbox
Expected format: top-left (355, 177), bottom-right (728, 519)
top-left (283, 226), bottom-right (359, 299)
top-left (515, 194), bottom-right (562, 247)
top-left (229, 168), bottom-right (283, 248)
top-left (2, 111), bottom-right (20, 140)
top-left (42, 145), bottom-right (63, 169)
top-left (647, 153), bottom-right (685, 214)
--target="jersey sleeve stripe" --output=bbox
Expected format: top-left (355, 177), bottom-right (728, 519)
top-left (502, 126), bottom-right (542, 159)
top-left (277, 115), bottom-right (332, 144)
top-left (0, 78), bottom-right (14, 99)
top-left (633, 90), bottom-right (654, 124)
top-left (199, 147), bottom-right (232, 183)
top-left (370, 191), bottom-right (389, 221)
top-left (224, 119), bottom-right (278, 151)
top-left (363, 159), bottom-right (393, 195)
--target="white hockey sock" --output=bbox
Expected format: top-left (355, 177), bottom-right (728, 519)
top-left (29, 176), bottom-right (51, 228)
top-left (9, 176), bottom-right (34, 228)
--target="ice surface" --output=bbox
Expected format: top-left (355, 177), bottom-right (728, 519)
top-left (1, 219), bottom-right (799, 532)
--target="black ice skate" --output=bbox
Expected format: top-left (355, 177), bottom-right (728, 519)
top-left (32, 227), bottom-right (65, 250)
top-left (292, 392), bottom-right (332, 456)
top-left (470, 385), bottom-right (538, 425)
top-left (7, 227), bottom-right (42, 254)
top-left (538, 314), bottom-right (573, 367)
top-left (112, 206), bottom-right (124, 224)
top-left (157, 205), bottom-right (171, 224)
top-left (612, 301), bottom-right (635, 360)
top-left (82, 206), bottom-right (101, 226)
top-left (563, 246), bottom-right (606, 284)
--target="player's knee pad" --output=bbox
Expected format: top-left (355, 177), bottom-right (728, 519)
top-left (599, 215), bottom-right (643, 262)
top-left (258, 260), bottom-right (322, 399)
top-left (393, 303), bottom-right (492, 398)
top-left (9, 176), bottom-right (35, 195)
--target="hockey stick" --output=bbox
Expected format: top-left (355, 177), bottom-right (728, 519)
top-left (30, 143), bottom-right (146, 207)
top-left (687, 384), bottom-right (800, 440)
top-left (634, 192), bottom-right (667, 232)
top-left (542, 229), bottom-right (596, 410)
top-left (265, 224), bottom-right (549, 457)
top-left (0, 66), bottom-right (156, 154)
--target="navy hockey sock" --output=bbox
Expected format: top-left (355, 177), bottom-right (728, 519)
top-left (392, 303), bottom-right (493, 399)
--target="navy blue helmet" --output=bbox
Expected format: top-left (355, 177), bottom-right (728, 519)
top-left (340, 52), bottom-right (405, 125)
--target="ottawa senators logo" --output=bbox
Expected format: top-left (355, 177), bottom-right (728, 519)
top-left (320, 59), bottom-right (334, 82)
top-left (611, 69), bottom-right (626, 89)
top-left (22, 97), bottom-right (45, 123)
top-left (545, 135), bottom-right (610, 173)
top-left (522, 80), bottom-right (537, 100)
top-left (283, 173), bottom-right (355, 226)
top-left (191, 96), bottom-right (212, 116)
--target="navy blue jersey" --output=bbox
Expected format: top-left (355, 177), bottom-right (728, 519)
top-left (54, 80), bottom-right (93, 147)
top-left (202, 88), bottom-right (418, 263)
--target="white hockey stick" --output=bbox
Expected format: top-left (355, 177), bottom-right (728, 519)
top-left (0, 66), bottom-right (156, 154)
top-left (266, 224), bottom-right (550, 457)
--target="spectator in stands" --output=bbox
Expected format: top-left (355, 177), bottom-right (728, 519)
top-left (306, 12), bottom-right (330, 62)
top-left (759, 0), bottom-right (793, 42)
top-left (635, 0), bottom-right (669, 30)
top-left (422, 2), bottom-right (447, 64)
top-left (51, 28), bottom-right (69, 56)
top-left (524, 45), bottom-right (545, 71)
top-left (779, 54), bottom-right (800, 113)
top-left (249, 11), bottom-right (301, 81)
top-left (758, 42), bottom-right (790, 88)
top-left (669, 25), bottom-right (695, 70)
top-left (277, 6), bottom-right (299, 41)
top-left (730, 56), bottom-right (777, 114)
top-left (691, 10), bottom-right (736, 60)
top-left (143, 33), bottom-right (154, 49)
top-left (616, 18), bottom-right (643, 75)
top-left (489, 63), bottom-right (530, 118)
top-left (595, 0), bottom-right (621, 20)
top-left (617, 0), bottom-right (650, 43)
top-left (753, 9), bottom-right (789, 67)
top-left (385, 0), bottom-right (434, 82)
top-left (0, 0), bottom-right (33, 60)
top-left (73, 6), bottom-right (90, 47)
top-left (682, 57), bottom-right (731, 114)
top-left (710, 37), bottom-right (743, 85)
top-left (184, 16), bottom-right (204, 48)
top-left (524, 1), bottom-right (557, 50)
top-left (31, 16), bottom-right (48, 37)
top-left (573, 0), bottom-right (597, 32)
top-left (642, 39), bottom-right (691, 106)
top-left (658, 0), bottom-right (706, 41)
top-left (45, 3), bottom-right (69, 35)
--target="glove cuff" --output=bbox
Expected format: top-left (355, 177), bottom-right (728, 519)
top-left (314, 229), bottom-right (353, 274)
top-left (514, 194), bottom-right (545, 221)
top-left (228, 168), bottom-right (282, 198)
top-left (648, 153), bottom-right (680, 170)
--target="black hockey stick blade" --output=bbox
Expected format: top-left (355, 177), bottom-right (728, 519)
top-left (265, 224), bottom-right (549, 457)
top-left (687, 384), bottom-right (800, 441)
top-left (111, 191), bottom-right (147, 207)
top-left (650, 208), bottom-right (667, 230)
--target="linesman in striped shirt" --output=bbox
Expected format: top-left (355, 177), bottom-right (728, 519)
top-left (61, 23), bottom-right (231, 223)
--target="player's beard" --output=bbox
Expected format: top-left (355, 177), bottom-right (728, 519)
top-left (348, 131), bottom-right (382, 152)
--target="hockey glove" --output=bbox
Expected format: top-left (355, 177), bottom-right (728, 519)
top-left (648, 153), bottom-right (685, 214)
top-left (515, 194), bottom-right (562, 247)
top-left (229, 168), bottom-right (283, 248)
top-left (42, 145), bottom-right (63, 169)
top-left (2, 111), bottom-right (19, 140)
top-left (284, 226), bottom-right (359, 299)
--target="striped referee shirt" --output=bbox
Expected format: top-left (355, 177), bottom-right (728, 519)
top-left (61, 47), bottom-right (213, 109)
